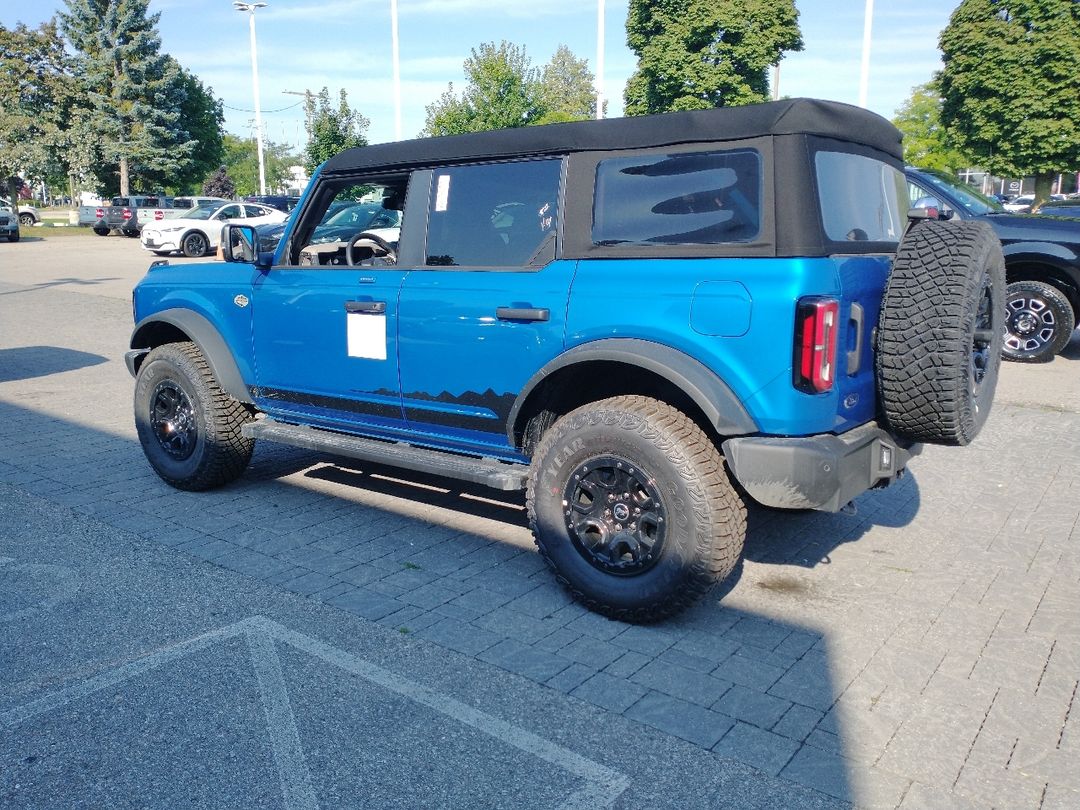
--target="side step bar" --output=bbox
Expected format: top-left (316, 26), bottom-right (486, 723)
top-left (242, 419), bottom-right (528, 491)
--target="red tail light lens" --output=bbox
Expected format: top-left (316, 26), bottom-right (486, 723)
top-left (793, 297), bottom-right (840, 393)
top-left (95, 208), bottom-right (104, 218)
top-left (122, 208), bottom-right (132, 220)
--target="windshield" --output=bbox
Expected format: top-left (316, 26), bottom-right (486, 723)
top-left (915, 169), bottom-right (1003, 215)
top-left (180, 203), bottom-right (226, 220)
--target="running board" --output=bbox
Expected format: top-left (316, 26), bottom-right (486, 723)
top-left (242, 419), bottom-right (528, 491)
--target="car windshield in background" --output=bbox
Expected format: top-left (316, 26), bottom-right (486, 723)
top-left (914, 169), bottom-right (1003, 215)
top-left (180, 203), bottom-right (227, 220)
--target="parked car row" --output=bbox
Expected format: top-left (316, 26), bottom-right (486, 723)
top-left (140, 201), bottom-right (286, 258)
top-left (0, 197), bottom-right (39, 226)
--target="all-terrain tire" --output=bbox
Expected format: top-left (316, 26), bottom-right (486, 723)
top-left (877, 220), bottom-right (1005, 446)
top-left (134, 342), bottom-right (254, 490)
top-left (181, 231), bottom-right (208, 258)
top-left (7, 233), bottom-right (18, 243)
top-left (1002, 280), bottom-right (1075, 363)
top-left (527, 395), bottom-right (747, 623)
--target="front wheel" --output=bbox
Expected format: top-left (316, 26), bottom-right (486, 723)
top-left (18, 212), bottom-right (35, 226)
top-left (93, 227), bottom-right (110, 237)
top-left (7, 233), bottom-right (18, 243)
top-left (1002, 280), bottom-right (1075, 363)
top-left (181, 231), bottom-right (208, 258)
top-left (527, 396), bottom-right (746, 623)
top-left (134, 342), bottom-right (254, 491)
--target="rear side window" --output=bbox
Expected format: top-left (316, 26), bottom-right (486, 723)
top-left (592, 150), bottom-right (762, 245)
top-left (815, 151), bottom-right (905, 243)
top-left (425, 159), bottom-right (562, 267)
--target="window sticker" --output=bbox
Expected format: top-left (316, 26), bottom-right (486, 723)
top-left (435, 174), bottom-right (451, 212)
top-left (346, 313), bottom-right (387, 360)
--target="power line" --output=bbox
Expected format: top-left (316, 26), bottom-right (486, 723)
top-left (221, 100), bottom-right (304, 115)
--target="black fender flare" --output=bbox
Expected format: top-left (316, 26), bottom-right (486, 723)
top-left (506, 338), bottom-right (758, 445)
top-left (128, 308), bottom-right (252, 403)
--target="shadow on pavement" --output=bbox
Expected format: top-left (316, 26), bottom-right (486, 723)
top-left (0, 346), bottom-right (109, 383)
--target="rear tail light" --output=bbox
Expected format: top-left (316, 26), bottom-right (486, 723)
top-left (95, 208), bottom-right (104, 218)
top-left (122, 208), bottom-right (132, 220)
top-left (793, 297), bottom-right (840, 393)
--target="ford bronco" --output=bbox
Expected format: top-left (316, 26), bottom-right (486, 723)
top-left (127, 99), bottom-right (1005, 622)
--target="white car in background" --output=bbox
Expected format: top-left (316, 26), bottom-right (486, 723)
top-left (0, 197), bottom-right (40, 226)
top-left (140, 201), bottom-right (286, 258)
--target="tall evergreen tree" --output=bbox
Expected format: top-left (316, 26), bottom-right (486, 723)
top-left (303, 88), bottom-right (369, 173)
top-left (624, 0), bottom-right (803, 114)
top-left (938, 0), bottom-right (1080, 207)
top-left (59, 0), bottom-right (195, 195)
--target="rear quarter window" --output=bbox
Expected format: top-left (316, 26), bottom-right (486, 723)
top-left (815, 151), bottom-right (905, 244)
top-left (592, 149), bottom-right (762, 245)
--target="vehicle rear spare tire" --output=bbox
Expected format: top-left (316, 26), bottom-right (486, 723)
top-left (1001, 280), bottom-right (1075, 363)
top-left (134, 342), bottom-right (254, 490)
top-left (877, 220), bottom-right (1005, 446)
top-left (527, 395), bottom-right (747, 623)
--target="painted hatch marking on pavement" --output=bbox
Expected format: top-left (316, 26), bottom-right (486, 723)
top-left (1, 615), bottom-right (630, 810)
top-left (0, 556), bottom-right (81, 623)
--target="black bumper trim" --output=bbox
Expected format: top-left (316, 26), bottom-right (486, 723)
top-left (722, 423), bottom-right (921, 512)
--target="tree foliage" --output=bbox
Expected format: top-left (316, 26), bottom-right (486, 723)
top-left (939, 0), bottom-right (1080, 204)
top-left (892, 82), bottom-right (969, 173)
top-left (303, 88), bottom-right (369, 174)
top-left (624, 0), bottom-right (803, 114)
top-left (221, 134), bottom-right (297, 197)
top-left (59, 0), bottom-right (195, 196)
top-left (422, 42), bottom-right (598, 136)
top-left (0, 21), bottom-right (79, 212)
top-left (201, 165), bottom-right (235, 199)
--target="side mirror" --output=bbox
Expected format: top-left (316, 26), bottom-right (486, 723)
top-left (221, 224), bottom-right (268, 267)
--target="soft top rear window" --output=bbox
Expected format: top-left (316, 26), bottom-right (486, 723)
top-left (815, 151), bottom-right (905, 244)
top-left (592, 149), bottom-right (761, 246)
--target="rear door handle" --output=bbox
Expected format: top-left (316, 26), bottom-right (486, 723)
top-left (345, 300), bottom-right (386, 314)
top-left (496, 307), bottom-right (549, 322)
top-left (846, 302), bottom-right (864, 375)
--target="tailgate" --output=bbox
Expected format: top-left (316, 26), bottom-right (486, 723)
top-left (833, 254), bottom-right (892, 426)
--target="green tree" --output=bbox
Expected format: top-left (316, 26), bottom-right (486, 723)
top-left (892, 82), bottom-right (968, 173)
top-left (157, 63), bottom-right (224, 193)
top-left (939, 0), bottom-right (1080, 207)
top-left (303, 88), bottom-right (369, 174)
top-left (220, 133), bottom-right (297, 197)
top-left (60, 0), bottom-right (195, 196)
top-left (422, 42), bottom-right (544, 136)
top-left (0, 21), bottom-right (78, 215)
top-left (535, 45), bottom-right (600, 125)
top-left (624, 0), bottom-right (803, 114)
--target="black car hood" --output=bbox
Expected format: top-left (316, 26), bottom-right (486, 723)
top-left (976, 212), bottom-right (1080, 244)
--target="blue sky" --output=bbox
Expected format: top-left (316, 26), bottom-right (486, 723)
top-left (6, 1), bottom-right (959, 150)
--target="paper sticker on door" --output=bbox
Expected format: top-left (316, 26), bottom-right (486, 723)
top-left (347, 312), bottom-right (387, 360)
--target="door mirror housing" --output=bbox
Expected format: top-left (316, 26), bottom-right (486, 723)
top-left (222, 224), bottom-right (270, 267)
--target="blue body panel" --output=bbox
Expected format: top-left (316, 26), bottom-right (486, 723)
top-left (565, 256), bottom-right (887, 437)
top-left (133, 262), bottom-right (259, 383)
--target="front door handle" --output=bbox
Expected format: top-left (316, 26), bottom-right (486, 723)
top-left (345, 300), bottom-right (386, 314)
top-left (496, 306), bottom-right (549, 322)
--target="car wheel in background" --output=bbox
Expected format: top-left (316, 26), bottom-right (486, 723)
top-left (1002, 280), bottom-right (1075, 363)
top-left (7, 233), bottom-right (19, 243)
top-left (18, 213), bottom-right (35, 226)
top-left (877, 220), bottom-right (1005, 446)
top-left (181, 231), bottom-right (208, 258)
top-left (93, 227), bottom-right (110, 236)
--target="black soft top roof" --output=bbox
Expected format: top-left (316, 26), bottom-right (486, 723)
top-left (321, 97), bottom-right (902, 176)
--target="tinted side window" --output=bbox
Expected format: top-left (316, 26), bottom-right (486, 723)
top-left (592, 150), bottom-right (761, 245)
top-left (244, 204), bottom-right (266, 217)
top-left (425, 159), bottom-right (561, 267)
top-left (217, 204), bottom-right (242, 219)
top-left (815, 151), bottom-right (905, 243)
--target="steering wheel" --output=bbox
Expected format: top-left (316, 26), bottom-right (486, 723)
top-left (346, 231), bottom-right (397, 266)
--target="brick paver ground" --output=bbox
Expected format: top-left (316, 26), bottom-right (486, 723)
top-left (2, 235), bottom-right (1078, 807)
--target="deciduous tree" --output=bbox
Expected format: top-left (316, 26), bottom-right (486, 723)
top-left (221, 134), bottom-right (297, 197)
top-left (201, 165), bottom-right (235, 199)
top-left (624, 0), bottom-right (803, 114)
top-left (303, 88), bottom-right (369, 174)
top-left (938, 0), bottom-right (1080, 207)
top-left (892, 82), bottom-right (968, 173)
top-left (535, 45), bottom-right (600, 124)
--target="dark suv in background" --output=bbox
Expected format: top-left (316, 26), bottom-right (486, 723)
top-left (907, 167), bottom-right (1080, 362)
top-left (243, 194), bottom-right (301, 213)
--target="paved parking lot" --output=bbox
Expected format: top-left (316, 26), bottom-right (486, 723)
top-left (1, 232), bottom-right (1079, 808)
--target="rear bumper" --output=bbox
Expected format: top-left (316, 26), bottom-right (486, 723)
top-left (722, 422), bottom-right (920, 512)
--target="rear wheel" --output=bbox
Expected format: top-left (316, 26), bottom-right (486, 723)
top-left (7, 233), bottom-right (18, 243)
top-left (877, 220), bottom-right (1005, 446)
top-left (93, 227), bottom-right (109, 237)
top-left (134, 342), bottom-right (254, 490)
top-left (18, 212), bottom-right (34, 226)
top-left (1002, 280), bottom-right (1075, 363)
top-left (527, 395), bottom-right (746, 623)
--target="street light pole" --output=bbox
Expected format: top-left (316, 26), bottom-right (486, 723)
top-left (391, 0), bottom-right (402, 140)
top-left (595, 0), bottom-right (605, 119)
top-left (858, 0), bottom-right (874, 108)
top-left (235, 2), bottom-right (268, 195)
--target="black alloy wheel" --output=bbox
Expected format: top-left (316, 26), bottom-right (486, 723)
top-left (562, 455), bottom-right (666, 576)
top-left (182, 231), bottom-right (208, 258)
top-left (149, 380), bottom-right (198, 461)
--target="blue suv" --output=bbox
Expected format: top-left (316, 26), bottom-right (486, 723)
top-left (127, 99), bottom-right (1004, 621)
